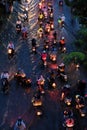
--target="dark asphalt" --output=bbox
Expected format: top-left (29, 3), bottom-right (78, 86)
top-left (0, 0), bottom-right (87, 130)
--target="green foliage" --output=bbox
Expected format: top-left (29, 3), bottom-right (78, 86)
top-left (78, 28), bottom-right (87, 41)
top-left (83, 60), bottom-right (87, 69)
top-left (64, 0), bottom-right (71, 6)
top-left (74, 39), bottom-right (84, 48)
top-left (65, 0), bottom-right (87, 18)
top-left (64, 52), bottom-right (85, 64)
top-left (75, 28), bottom-right (87, 51)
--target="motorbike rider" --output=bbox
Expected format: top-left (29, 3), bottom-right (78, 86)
top-left (1, 71), bottom-right (9, 80)
top-left (42, 6), bottom-right (48, 19)
top-left (53, 30), bottom-right (57, 40)
top-left (1, 71), bottom-right (9, 93)
top-left (61, 14), bottom-right (65, 24)
top-left (58, 63), bottom-right (65, 74)
top-left (59, 0), bottom-right (63, 6)
top-left (31, 38), bottom-right (36, 47)
top-left (21, 25), bottom-right (28, 38)
top-left (37, 75), bottom-right (45, 87)
top-left (38, 12), bottom-right (44, 21)
top-left (58, 16), bottom-right (62, 27)
top-left (59, 37), bottom-right (65, 49)
top-left (37, 26), bottom-right (43, 37)
top-left (23, 9), bottom-right (28, 21)
top-left (16, 18), bottom-right (21, 26)
top-left (45, 22), bottom-right (51, 34)
top-left (7, 41), bottom-right (15, 53)
top-left (41, 50), bottom-right (47, 61)
top-left (14, 117), bottom-right (26, 130)
top-left (16, 68), bottom-right (26, 78)
top-left (16, 18), bottom-right (22, 33)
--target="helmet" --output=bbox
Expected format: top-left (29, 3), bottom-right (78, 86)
top-left (43, 50), bottom-right (46, 53)
top-left (62, 37), bottom-right (64, 40)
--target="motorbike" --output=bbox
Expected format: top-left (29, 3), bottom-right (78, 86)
top-left (60, 85), bottom-right (71, 101)
top-left (75, 95), bottom-right (86, 117)
top-left (24, 78), bottom-right (32, 88)
top-left (16, 24), bottom-right (21, 33)
top-left (59, 72), bottom-right (68, 82)
top-left (14, 71), bottom-right (26, 86)
top-left (59, 43), bottom-right (66, 53)
top-left (32, 46), bottom-right (36, 53)
top-left (23, 12), bottom-right (28, 22)
top-left (7, 48), bottom-right (14, 59)
top-left (37, 29), bottom-right (43, 38)
top-left (50, 21), bottom-right (54, 30)
top-left (63, 108), bottom-right (74, 129)
top-left (37, 78), bottom-right (45, 87)
top-left (35, 106), bottom-right (43, 117)
top-left (14, 118), bottom-right (26, 130)
top-left (38, 2), bottom-right (42, 11)
top-left (49, 52), bottom-right (57, 63)
top-left (49, 12), bottom-right (54, 21)
top-left (59, 0), bottom-right (63, 6)
top-left (41, 56), bottom-right (47, 67)
top-left (22, 31), bottom-right (27, 39)
top-left (48, 75), bottom-right (57, 89)
top-left (61, 46), bottom-right (66, 53)
top-left (64, 96), bottom-right (72, 106)
top-left (44, 44), bottom-right (49, 51)
top-left (31, 90), bottom-right (43, 116)
top-left (1, 78), bottom-right (9, 94)
top-left (31, 91), bottom-right (43, 107)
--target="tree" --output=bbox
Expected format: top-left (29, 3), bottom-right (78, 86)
top-left (65, 0), bottom-right (87, 20)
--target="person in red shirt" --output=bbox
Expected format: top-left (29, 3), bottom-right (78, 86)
top-left (59, 37), bottom-right (65, 49)
top-left (41, 50), bottom-right (47, 61)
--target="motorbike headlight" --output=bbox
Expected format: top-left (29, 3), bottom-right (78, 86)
top-left (25, 7), bottom-right (28, 11)
top-left (64, 75), bottom-right (67, 81)
top-left (52, 83), bottom-right (56, 88)
top-left (8, 49), bottom-right (12, 54)
top-left (37, 111), bottom-right (42, 116)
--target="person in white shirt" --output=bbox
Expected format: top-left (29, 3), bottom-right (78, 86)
top-left (14, 117), bottom-right (26, 130)
top-left (7, 41), bottom-right (14, 50)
